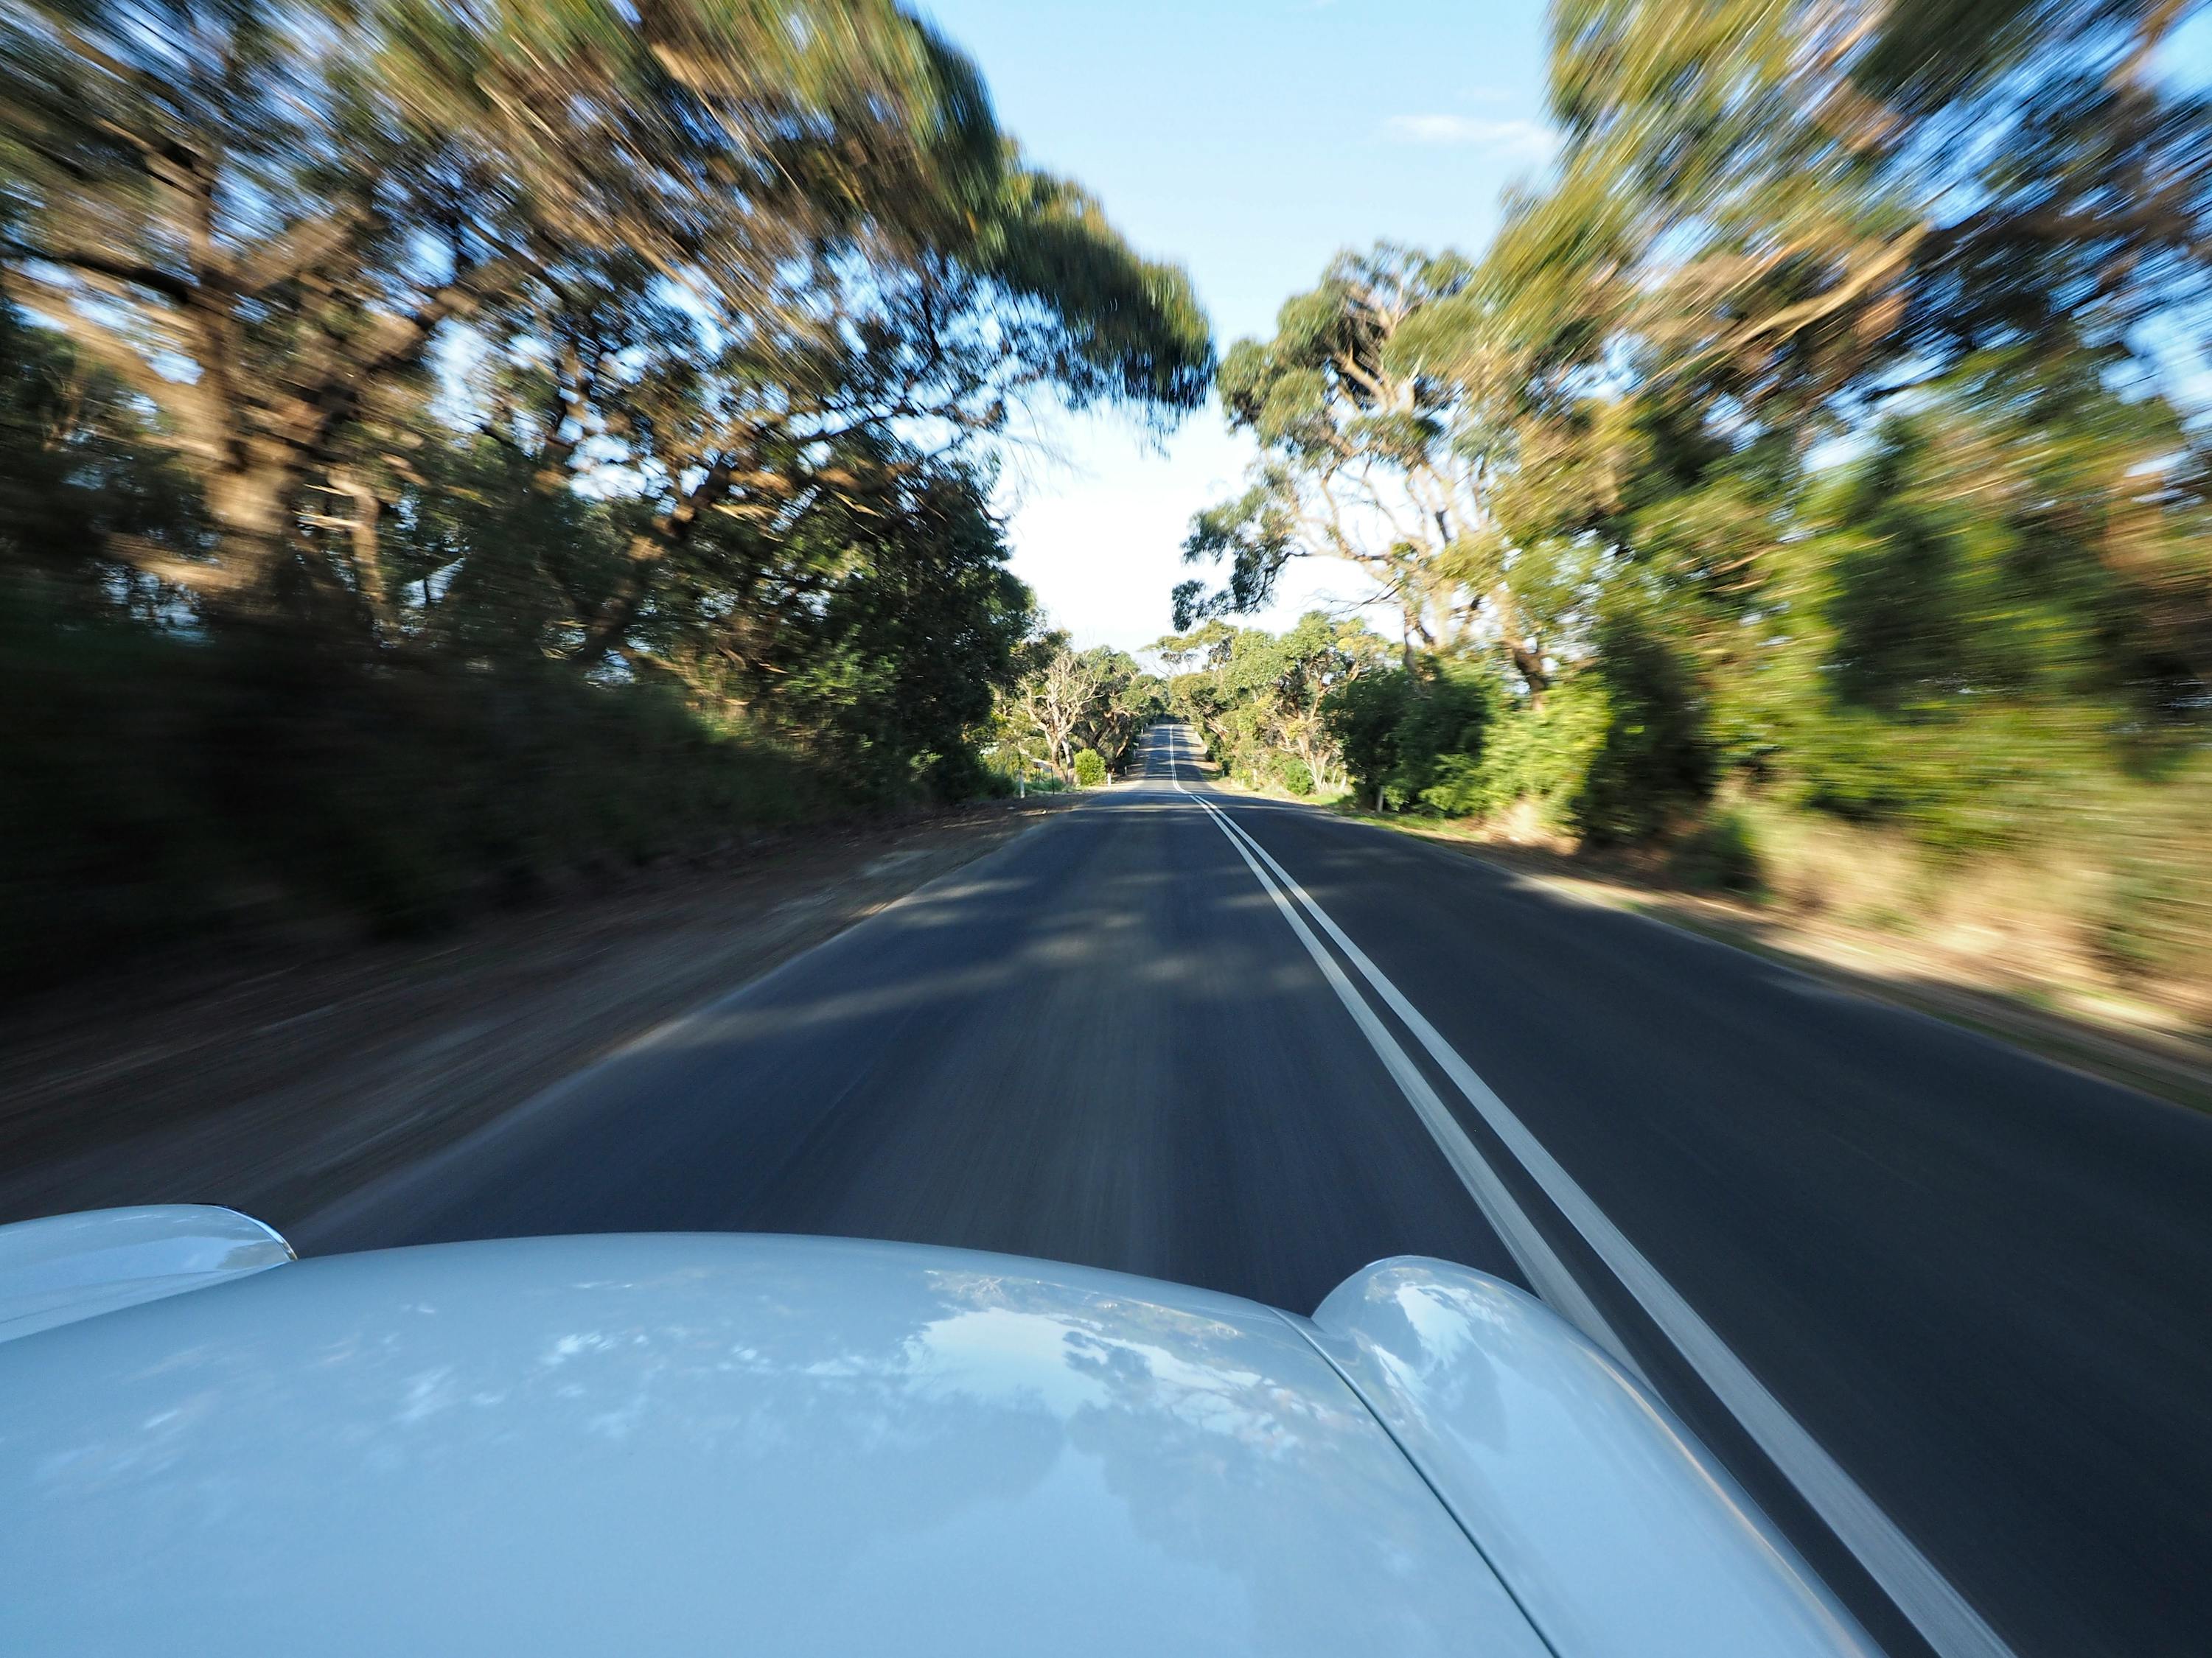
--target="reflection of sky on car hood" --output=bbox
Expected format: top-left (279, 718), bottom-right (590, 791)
top-left (1, 1234), bottom-right (1544, 1658)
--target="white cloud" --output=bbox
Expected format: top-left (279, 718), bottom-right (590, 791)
top-left (1382, 113), bottom-right (1557, 161)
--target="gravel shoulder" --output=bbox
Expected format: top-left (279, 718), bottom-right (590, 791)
top-left (0, 794), bottom-right (1076, 1234)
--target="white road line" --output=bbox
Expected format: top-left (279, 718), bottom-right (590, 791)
top-left (1161, 730), bottom-right (1644, 1379)
top-left (1182, 751), bottom-right (2015, 1658)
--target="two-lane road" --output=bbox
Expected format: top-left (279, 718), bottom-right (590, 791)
top-left (310, 723), bottom-right (2212, 1658)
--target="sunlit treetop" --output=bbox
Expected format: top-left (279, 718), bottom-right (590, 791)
top-left (0, 0), bottom-right (1215, 648)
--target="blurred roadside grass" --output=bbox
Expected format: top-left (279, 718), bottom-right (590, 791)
top-left (1718, 779), bottom-right (2212, 1018)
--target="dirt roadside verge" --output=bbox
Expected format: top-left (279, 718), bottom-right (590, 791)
top-left (1341, 807), bottom-right (2212, 1114)
top-left (0, 794), bottom-right (1077, 1234)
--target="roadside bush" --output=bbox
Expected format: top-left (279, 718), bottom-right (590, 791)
top-left (1670, 809), bottom-right (1765, 894)
top-left (1417, 611), bottom-right (1713, 843)
top-left (1320, 658), bottom-right (1496, 812)
top-left (1275, 755), bottom-right (1315, 796)
top-left (1787, 702), bottom-right (2116, 855)
top-left (1384, 660), bottom-right (1496, 811)
top-left (1072, 747), bottom-right (1108, 787)
top-left (1428, 676), bottom-right (1609, 824)
top-left (1322, 669), bottom-right (1412, 807)
top-left (1571, 608), bottom-right (1716, 844)
top-left (0, 622), bottom-right (849, 990)
top-left (955, 765), bottom-right (1013, 800)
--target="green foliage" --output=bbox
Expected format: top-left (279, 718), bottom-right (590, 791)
top-left (0, 1), bottom-right (1218, 984)
top-left (1571, 607), bottom-right (1715, 844)
top-left (1165, 610), bottom-right (1391, 794)
top-left (1334, 610), bottom-right (1710, 842)
top-left (1423, 679), bottom-right (1605, 825)
top-left (1670, 811), bottom-right (1765, 895)
top-left (1321, 658), bottom-right (1499, 814)
top-left (0, 0), bottom-right (1213, 653)
top-left (0, 347), bottom-right (1037, 987)
top-left (1804, 396), bottom-right (2209, 727)
top-left (1781, 702), bottom-right (2118, 853)
top-left (1191, 0), bottom-right (2212, 1032)
top-left (766, 455), bottom-right (1035, 805)
top-left (1176, 248), bottom-right (1511, 662)
top-left (997, 640), bottom-right (1161, 782)
top-left (1320, 669), bottom-right (1409, 805)
top-left (0, 616), bottom-right (837, 987)
top-left (1386, 662), bottom-right (1498, 812)
top-left (1072, 747), bottom-right (1108, 787)
top-left (972, 167), bottom-right (1216, 422)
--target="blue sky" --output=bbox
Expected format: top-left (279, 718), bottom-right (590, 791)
top-left (915, 1), bottom-right (1558, 652)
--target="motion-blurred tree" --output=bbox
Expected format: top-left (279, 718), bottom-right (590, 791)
top-left (1182, 0), bottom-right (2211, 867)
top-left (1175, 248), bottom-right (1555, 681)
top-left (0, 0), bottom-right (1212, 640)
top-left (0, 1), bottom-right (1216, 976)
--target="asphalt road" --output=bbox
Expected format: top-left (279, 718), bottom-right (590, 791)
top-left (310, 724), bottom-right (2212, 1658)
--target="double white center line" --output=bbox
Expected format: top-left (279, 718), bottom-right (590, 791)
top-left (1157, 728), bottom-right (2014, 1658)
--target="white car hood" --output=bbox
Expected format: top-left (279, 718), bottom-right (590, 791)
top-left (0, 1232), bottom-right (1549, 1657)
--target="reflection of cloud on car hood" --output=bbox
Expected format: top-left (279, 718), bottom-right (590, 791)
top-left (0, 1233), bottom-right (1544, 1658)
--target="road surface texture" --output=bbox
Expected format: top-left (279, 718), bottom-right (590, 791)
top-left (309, 724), bottom-right (2211, 1658)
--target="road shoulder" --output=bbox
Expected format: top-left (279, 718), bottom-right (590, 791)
top-left (0, 796), bottom-right (1076, 1233)
top-left (1330, 805), bottom-right (2212, 1114)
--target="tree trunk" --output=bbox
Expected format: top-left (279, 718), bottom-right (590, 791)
top-left (203, 464), bottom-right (298, 602)
top-left (1486, 584), bottom-right (1550, 699)
top-left (1507, 638), bottom-right (1550, 700)
top-left (328, 467), bottom-right (394, 633)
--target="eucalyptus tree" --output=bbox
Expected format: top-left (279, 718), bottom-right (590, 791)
top-left (1154, 612), bottom-right (1389, 791)
top-left (1175, 248), bottom-right (1541, 673)
top-left (1007, 637), bottom-right (1100, 780)
top-left (364, 35), bottom-right (1208, 674)
top-left (742, 443), bottom-right (1036, 800)
top-left (0, 0), bottom-right (1210, 641)
top-left (0, 0), bottom-right (920, 606)
top-left (0, 0), bottom-right (428, 605)
top-left (1372, 0), bottom-right (2212, 847)
top-left (458, 158), bottom-right (1211, 672)
top-left (1067, 647), bottom-right (1161, 772)
top-left (1266, 612), bottom-right (1393, 794)
top-left (1001, 638), bottom-right (1159, 780)
top-left (1438, 0), bottom-right (2212, 704)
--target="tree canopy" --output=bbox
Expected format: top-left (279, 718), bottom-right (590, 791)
top-left (0, 0), bottom-right (1215, 975)
top-left (1178, 0), bottom-right (2209, 826)
top-left (996, 637), bottom-right (1162, 783)
top-left (0, 0), bottom-right (1213, 644)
